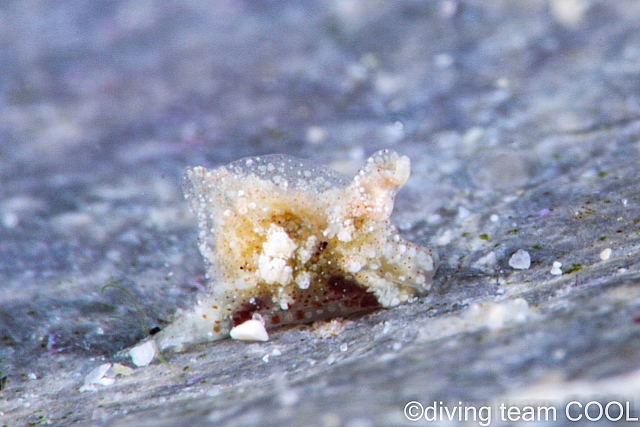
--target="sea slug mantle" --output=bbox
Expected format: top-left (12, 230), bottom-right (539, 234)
top-left (154, 149), bottom-right (438, 350)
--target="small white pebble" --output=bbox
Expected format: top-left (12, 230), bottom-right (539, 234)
top-left (339, 343), bottom-right (348, 352)
top-left (80, 363), bottom-right (112, 392)
top-left (552, 349), bottom-right (566, 360)
top-left (439, 0), bottom-right (457, 18)
top-left (96, 377), bottom-right (115, 386)
top-left (27, 373), bottom-right (37, 380)
top-left (600, 248), bottom-right (612, 260)
top-left (2, 212), bottom-right (19, 228)
top-left (496, 77), bottom-right (510, 89)
top-left (129, 340), bottom-right (157, 367)
top-left (230, 319), bottom-right (269, 342)
top-left (550, 261), bottom-right (562, 275)
top-left (279, 389), bottom-right (300, 407)
top-left (112, 363), bottom-right (134, 376)
top-left (427, 213), bottom-right (442, 225)
top-left (85, 363), bottom-right (111, 384)
top-left (262, 354), bottom-right (270, 363)
top-left (434, 53), bottom-right (454, 68)
top-left (306, 126), bottom-right (327, 144)
top-left (457, 206), bottom-right (471, 219)
top-left (207, 385), bottom-right (226, 397)
top-left (490, 214), bottom-right (499, 222)
top-left (509, 249), bottom-right (531, 270)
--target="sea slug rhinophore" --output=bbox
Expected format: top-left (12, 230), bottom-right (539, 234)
top-left (154, 149), bottom-right (438, 350)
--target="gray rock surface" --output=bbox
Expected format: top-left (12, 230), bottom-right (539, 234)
top-left (2, 1), bottom-right (640, 426)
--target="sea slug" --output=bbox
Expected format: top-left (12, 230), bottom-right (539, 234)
top-left (154, 149), bottom-right (438, 350)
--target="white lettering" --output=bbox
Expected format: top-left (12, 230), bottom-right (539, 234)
top-left (538, 405), bottom-right (556, 421)
top-left (566, 401), bottom-right (582, 421)
top-left (478, 406), bottom-right (491, 426)
top-left (605, 401), bottom-right (623, 421)
top-left (628, 401), bottom-right (639, 421)
top-left (584, 401), bottom-right (603, 421)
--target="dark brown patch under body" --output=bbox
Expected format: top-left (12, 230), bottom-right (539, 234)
top-left (231, 275), bottom-right (381, 328)
top-left (232, 298), bottom-right (265, 326)
top-left (327, 275), bottom-right (380, 309)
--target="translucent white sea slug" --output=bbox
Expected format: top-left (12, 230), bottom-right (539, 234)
top-left (153, 149), bottom-right (438, 350)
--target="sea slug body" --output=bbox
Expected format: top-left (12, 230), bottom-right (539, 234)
top-left (153, 149), bottom-right (438, 350)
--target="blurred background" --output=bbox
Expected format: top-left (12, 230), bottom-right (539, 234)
top-left (2, 1), bottom-right (640, 425)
